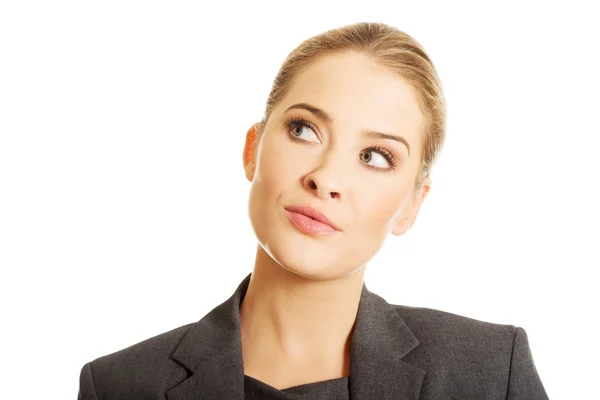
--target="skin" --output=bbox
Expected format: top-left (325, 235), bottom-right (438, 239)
top-left (239, 51), bottom-right (431, 390)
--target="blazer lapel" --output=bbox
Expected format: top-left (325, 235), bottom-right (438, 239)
top-left (165, 274), bottom-right (425, 400)
top-left (166, 275), bottom-right (251, 400)
top-left (349, 284), bottom-right (425, 400)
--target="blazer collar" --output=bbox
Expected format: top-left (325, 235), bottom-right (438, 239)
top-left (348, 279), bottom-right (425, 399)
top-left (166, 274), bottom-right (425, 400)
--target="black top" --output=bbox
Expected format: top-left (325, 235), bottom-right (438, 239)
top-left (244, 375), bottom-right (349, 400)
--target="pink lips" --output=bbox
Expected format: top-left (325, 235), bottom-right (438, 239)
top-left (284, 205), bottom-right (340, 235)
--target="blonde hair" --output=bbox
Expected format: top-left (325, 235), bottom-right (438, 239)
top-left (261, 22), bottom-right (446, 187)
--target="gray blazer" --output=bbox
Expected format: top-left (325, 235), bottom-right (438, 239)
top-left (78, 274), bottom-right (548, 399)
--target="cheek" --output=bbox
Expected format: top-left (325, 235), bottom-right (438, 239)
top-left (252, 137), bottom-right (296, 202)
top-left (354, 183), bottom-right (409, 231)
top-left (257, 136), bottom-right (302, 191)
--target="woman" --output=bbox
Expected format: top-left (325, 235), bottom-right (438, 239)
top-left (78, 22), bottom-right (548, 399)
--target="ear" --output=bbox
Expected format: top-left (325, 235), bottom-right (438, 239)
top-left (243, 122), bottom-right (262, 182)
top-left (391, 176), bottom-right (431, 236)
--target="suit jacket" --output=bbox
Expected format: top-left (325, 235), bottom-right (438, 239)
top-left (78, 274), bottom-right (548, 399)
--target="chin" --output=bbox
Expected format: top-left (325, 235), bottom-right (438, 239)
top-left (264, 236), bottom-right (361, 281)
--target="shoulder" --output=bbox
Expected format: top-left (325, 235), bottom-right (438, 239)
top-left (79, 323), bottom-right (193, 400)
top-left (394, 303), bottom-right (517, 345)
top-left (93, 322), bottom-right (193, 368)
top-left (395, 305), bottom-right (513, 379)
top-left (393, 304), bottom-right (517, 362)
top-left (391, 304), bottom-right (548, 398)
top-left (392, 304), bottom-right (539, 397)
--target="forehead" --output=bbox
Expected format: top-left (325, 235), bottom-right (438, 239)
top-left (276, 51), bottom-right (424, 146)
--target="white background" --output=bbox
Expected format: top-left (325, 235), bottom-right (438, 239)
top-left (1, 1), bottom-right (598, 398)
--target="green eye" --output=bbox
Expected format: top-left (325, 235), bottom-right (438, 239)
top-left (360, 147), bottom-right (397, 171)
top-left (285, 117), bottom-right (320, 143)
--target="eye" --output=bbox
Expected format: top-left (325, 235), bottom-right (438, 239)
top-left (360, 146), bottom-right (397, 171)
top-left (285, 117), bottom-right (320, 143)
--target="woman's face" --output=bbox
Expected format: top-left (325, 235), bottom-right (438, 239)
top-left (244, 51), bottom-right (430, 280)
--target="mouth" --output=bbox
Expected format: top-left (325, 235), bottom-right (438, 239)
top-left (284, 205), bottom-right (341, 235)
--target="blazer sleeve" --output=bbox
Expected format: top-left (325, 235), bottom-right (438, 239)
top-left (506, 327), bottom-right (549, 399)
top-left (78, 362), bottom-right (99, 400)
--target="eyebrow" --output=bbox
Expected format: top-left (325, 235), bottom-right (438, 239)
top-left (285, 102), bottom-right (411, 156)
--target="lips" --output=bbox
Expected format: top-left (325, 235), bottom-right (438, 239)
top-left (284, 205), bottom-right (341, 232)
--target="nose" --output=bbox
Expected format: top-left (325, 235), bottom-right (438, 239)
top-left (303, 164), bottom-right (343, 200)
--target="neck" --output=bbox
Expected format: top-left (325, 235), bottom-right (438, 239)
top-left (239, 245), bottom-right (365, 382)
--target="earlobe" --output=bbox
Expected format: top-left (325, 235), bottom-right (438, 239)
top-left (243, 122), bottom-right (261, 182)
top-left (391, 216), bottom-right (411, 237)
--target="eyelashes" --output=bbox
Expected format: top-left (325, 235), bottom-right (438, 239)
top-left (362, 145), bottom-right (398, 171)
top-left (283, 116), bottom-right (398, 171)
top-left (285, 116), bottom-right (319, 142)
